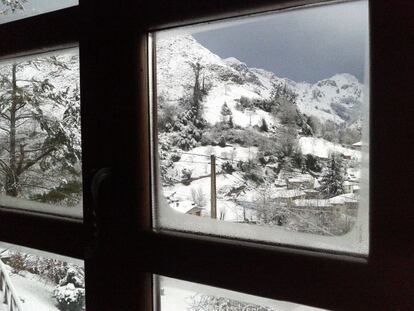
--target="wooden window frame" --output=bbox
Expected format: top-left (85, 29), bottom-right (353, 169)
top-left (0, 1), bottom-right (413, 311)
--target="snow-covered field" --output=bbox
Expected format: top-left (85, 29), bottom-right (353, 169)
top-left (3, 266), bottom-right (59, 311)
top-left (299, 136), bottom-right (361, 160)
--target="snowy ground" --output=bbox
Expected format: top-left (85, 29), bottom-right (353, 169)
top-left (299, 136), bottom-right (361, 160)
top-left (160, 277), bottom-right (326, 311)
top-left (4, 267), bottom-right (59, 311)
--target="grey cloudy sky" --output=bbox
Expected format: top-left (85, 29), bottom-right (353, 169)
top-left (193, 1), bottom-right (368, 83)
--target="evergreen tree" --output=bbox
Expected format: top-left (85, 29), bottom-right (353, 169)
top-left (259, 118), bottom-right (268, 132)
top-left (228, 115), bottom-right (234, 128)
top-left (0, 53), bottom-right (81, 202)
top-left (188, 61), bottom-right (204, 118)
top-left (320, 153), bottom-right (345, 197)
top-left (220, 102), bottom-right (232, 122)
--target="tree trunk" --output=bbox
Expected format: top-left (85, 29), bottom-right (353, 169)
top-left (5, 64), bottom-right (19, 197)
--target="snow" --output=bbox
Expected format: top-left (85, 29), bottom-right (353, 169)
top-left (0, 195), bottom-right (83, 219)
top-left (163, 173), bottom-right (256, 222)
top-left (6, 268), bottom-right (60, 311)
top-left (157, 34), bottom-right (364, 127)
top-left (328, 193), bottom-right (358, 205)
top-left (170, 200), bottom-right (198, 214)
top-left (293, 199), bottom-right (331, 207)
top-left (160, 276), bottom-right (326, 311)
top-left (273, 189), bottom-right (306, 199)
top-left (299, 136), bottom-right (361, 160)
top-left (156, 185), bottom-right (369, 254)
top-left (0, 244), bottom-right (84, 311)
top-left (154, 33), bottom-right (369, 255)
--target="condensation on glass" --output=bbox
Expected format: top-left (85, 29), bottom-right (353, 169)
top-left (151, 0), bottom-right (369, 255)
top-left (156, 276), bottom-right (327, 311)
top-left (0, 242), bottom-right (85, 311)
top-left (0, 48), bottom-right (82, 218)
top-left (0, 0), bottom-right (77, 24)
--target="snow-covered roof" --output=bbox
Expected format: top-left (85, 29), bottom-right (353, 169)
top-left (304, 189), bottom-right (319, 193)
top-left (273, 189), bottom-right (306, 199)
top-left (288, 176), bottom-right (313, 183)
top-left (274, 179), bottom-right (287, 187)
top-left (293, 199), bottom-right (332, 207)
top-left (328, 193), bottom-right (358, 204)
top-left (170, 200), bottom-right (198, 214)
top-left (343, 181), bottom-right (358, 186)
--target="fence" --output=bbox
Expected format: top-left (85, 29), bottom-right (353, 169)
top-left (0, 258), bottom-right (24, 311)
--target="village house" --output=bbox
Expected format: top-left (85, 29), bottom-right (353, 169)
top-left (273, 189), bottom-right (306, 207)
top-left (328, 193), bottom-right (358, 215)
top-left (286, 175), bottom-right (314, 190)
top-left (343, 180), bottom-right (359, 194)
top-left (292, 199), bottom-right (332, 211)
top-left (166, 191), bottom-right (204, 216)
top-left (171, 200), bottom-right (203, 216)
top-left (304, 189), bottom-right (320, 199)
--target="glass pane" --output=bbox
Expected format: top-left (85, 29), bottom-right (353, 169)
top-left (0, 48), bottom-right (82, 217)
top-left (0, 0), bottom-right (77, 24)
top-left (157, 276), bottom-right (326, 311)
top-left (152, 1), bottom-right (369, 255)
top-left (0, 242), bottom-right (85, 311)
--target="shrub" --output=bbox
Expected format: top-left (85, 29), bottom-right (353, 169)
top-left (259, 118), bottom-right (268, 132)
top-left (221, 161), bottom-right (235, 174)
top-left (305, 154), bottom-right (322, 172)
top-left (181, 168), bottom-right (193, 185)
top-left (191, 187), bottom-right (206, 207)
top-left (54, 267), bottom-right (85, 311)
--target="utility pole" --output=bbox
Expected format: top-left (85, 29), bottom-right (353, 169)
top-left (210, 154), bottom-right (217, 219)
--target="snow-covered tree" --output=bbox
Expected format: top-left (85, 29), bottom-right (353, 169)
top-left (220, 102), bottom-right (232, 122)
top-left (320, 153), bottom-right (345, 197)
top-left (188, 61), bottom-right (205, 118)
top-left (0, 0), bottom-right (25, 15)
top-left (187, 293), bottom-right (274, 311)
top-left (0, 54), bottom-right (81, 204)
top-left (255, 185), bottom-right (287, 226)
top-left (259, 117), bottom-right (268, 132)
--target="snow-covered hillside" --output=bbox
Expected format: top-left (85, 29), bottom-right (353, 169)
top-left (156, 33), bottom-right (365, 238)
top-left (156, 34), bottom-right (364, 127)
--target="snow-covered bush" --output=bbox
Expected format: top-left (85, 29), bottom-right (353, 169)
top-left (54, 268), bottom-right (85, 311)
top-left (54, 283), bottom-right (85, 311)
top-left (221, 161), bottom-right (235, 174)
top-left (7, 251), bottom-right (26, 274)
top-left (181, 168), bottom-right (193, 185)
top-left (191, 187), bottom-right (206, 207)
top-left (187, 293), bottom-right (274, 311)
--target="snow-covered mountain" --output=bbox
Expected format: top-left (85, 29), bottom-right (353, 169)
top-left (156, 34), bottom-right (364, 127)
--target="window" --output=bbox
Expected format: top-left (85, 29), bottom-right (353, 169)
top-left (0, 0), bottom-right (78, 25)
top-left (156, 276), bottom-right (327, 311)
top-left (0, 241), bottom-right (85, 311)
top-left (151, 1), bottom-right (370, 256)
top-left (0, 48), bottom-right (82, 217)
top-left (0, 1), bottom-right (413, 311)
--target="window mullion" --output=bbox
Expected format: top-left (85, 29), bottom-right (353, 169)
top-left (0, 207), bottom-right (84, 259)
top-left (0, 6), bottom-right (79, 59)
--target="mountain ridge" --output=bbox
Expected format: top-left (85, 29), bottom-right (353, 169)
top-left (156, 34), bottom-right (364, 127)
